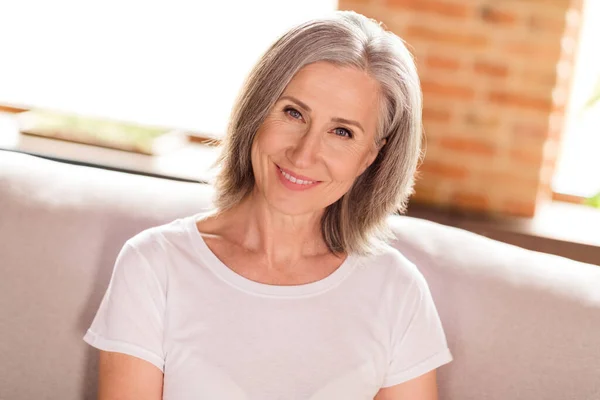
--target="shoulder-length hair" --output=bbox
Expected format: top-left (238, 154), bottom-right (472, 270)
top-left (213, 10), bottom-right (423, 256)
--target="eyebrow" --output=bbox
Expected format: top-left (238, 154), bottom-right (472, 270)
top-left (278, 95), bottom-right (365, 134)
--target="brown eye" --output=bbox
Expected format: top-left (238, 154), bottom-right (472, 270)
top-left (284, 107), bottom-right (303, 120)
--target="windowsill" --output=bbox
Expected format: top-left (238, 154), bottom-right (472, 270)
top-left (0, 111), bottom-right (220, 184)
top-left (406, 201), bottom-right (600, 266)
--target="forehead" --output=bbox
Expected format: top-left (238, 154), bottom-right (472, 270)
top-left (282, 62), bottom-right (380, 128)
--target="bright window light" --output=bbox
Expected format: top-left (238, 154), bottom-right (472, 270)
top-left (553, 0), bottom-right (600, 198)
top-left (0, 0), bottom-right (338, 137)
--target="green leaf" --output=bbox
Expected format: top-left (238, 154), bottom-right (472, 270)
top-left (585, 90), bottom-right (600, 109)
top-left (585, 77), bottom-right (600, 109)
top-left (585, 192), bottom-right (600, 208)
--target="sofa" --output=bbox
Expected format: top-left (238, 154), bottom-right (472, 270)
top-left (1, 150), bottom-right (599, 400)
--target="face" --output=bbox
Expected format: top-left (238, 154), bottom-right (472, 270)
top-left (250, 61), bottom-right (384, 216)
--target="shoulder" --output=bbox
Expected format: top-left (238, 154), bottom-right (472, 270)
top-left (356, 247), bottom-right (439, 333)
top-left (113, 214), bottom-right (199, 281)
top-left (355, 244), bottom-right (429, 294)
top-left (125, 214), bottom-right (196, 255)
top-left (359, 244), bottom-right (423, 280)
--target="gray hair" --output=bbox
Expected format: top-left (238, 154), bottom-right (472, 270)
top-left (213, 10), bottom-right (423, 255)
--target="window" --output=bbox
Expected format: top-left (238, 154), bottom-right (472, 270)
top-left (0, 0), bottom-right (337, 138)
top-left (553, 0), bottom-right (600, 199)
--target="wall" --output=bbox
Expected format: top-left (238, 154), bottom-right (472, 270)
top-left (338, 0), bottom-right (584, 217)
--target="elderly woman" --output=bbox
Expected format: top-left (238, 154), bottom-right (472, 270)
top-left (83, 10), bottom-right (452, 400)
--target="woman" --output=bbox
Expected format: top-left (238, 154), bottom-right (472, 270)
top-left (83, 11), bottom-right (452, 399)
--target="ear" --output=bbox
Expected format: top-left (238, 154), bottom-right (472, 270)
top-left (356, 137), bottom-right (387, 177)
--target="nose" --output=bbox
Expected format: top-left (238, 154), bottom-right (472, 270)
top-left (287, 126), bottom-right (321, 169)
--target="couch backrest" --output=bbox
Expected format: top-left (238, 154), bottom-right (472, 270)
top-left (1, 151), bottom-right (599, 400)
top-left (0, 151), bottom-right (213, 399)
top-left (388, 216), bottom-right (600, 399)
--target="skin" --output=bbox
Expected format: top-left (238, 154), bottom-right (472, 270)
top-left (196, 62), bottom-right (384, 285)
top-left (97, 61), bottom-right (438, 399)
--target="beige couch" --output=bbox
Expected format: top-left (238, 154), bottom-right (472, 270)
top-left (1, 150), bottom-right (599, 400)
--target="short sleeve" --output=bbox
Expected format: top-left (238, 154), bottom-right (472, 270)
top-left (382, 272), bottom-right (452, 387)
top-left (83, 241), bottom-right (166, 372)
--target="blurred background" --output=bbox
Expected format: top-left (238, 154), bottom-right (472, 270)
top-left (0, 0), bottom-right (598, 263)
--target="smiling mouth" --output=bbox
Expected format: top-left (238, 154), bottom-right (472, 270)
top-left (276, 164), bottom-right (319, 185)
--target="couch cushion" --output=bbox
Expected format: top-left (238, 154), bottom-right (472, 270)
top-left (388, 216), bottom-right (600, 399)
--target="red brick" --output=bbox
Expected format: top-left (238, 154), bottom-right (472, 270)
top-left (538, 180), bottom-right (553, 195)
top-left (451, 192), bottom-right (490, 211)
top-left (474, 61), bottom-right (508, 78)
top-left (464, 112), bottom-right (500, 129)
top-left (422, 81), bottom-right (475, 100)
top-left (482, 172), bottom-right (543, 202)
top-left (492, 171), bottom-right (538, 188)
top-left (488, 91), bottom-right (553, 112)
top-left (404, 25), bottom-right (488, 49)
top-left (551, 102), bottom-right (566, 115)
top-left (386, 0), bottom-right (470, 18)
top-left (410, 184), bottom-right (441, 204)
top-left (423, 107), bottom-right (451, 122)
top-left (503, 41), bottom-right (562, 62)
top-left (510, 148), bottom-right (545, 165)
top-left (522, 0), bottom-right (572, 7)
top-left (501, 200), bottom-right (537, 218)
top-left (547, 124), bottom-right (564, 140)
top-left (563, 13), bottom-right (582, 39)
top-left (527, 14), bottom-right (567, 35)
top-left (426, 55), bottom-right (460, 70)
top-left (439, 137), bottom-right (497, 156)
top-left (479, 5), bottom-right (517, 25)
top-left (513, 123), bottom-right (550, 140)
top-left (519, 68), bottom-right (557, 89)
top-left (538, 167), bottom-right (555, 188)
top-left (339, 0), bottom-right (371, 3)
top-left (419, 160), bottom-right (469, 180)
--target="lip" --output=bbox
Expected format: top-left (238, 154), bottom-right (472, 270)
top-left (274, 163), bottom-right (321, 191)
top-left (276, 164), bottom-right (319, 182)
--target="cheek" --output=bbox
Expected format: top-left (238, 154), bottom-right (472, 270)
top-left (255, 120), bottom-right (291, 156)
top-left (325, 144), bottom-right (371, 182)
top-left (251, 120), bottom-right (291, 185)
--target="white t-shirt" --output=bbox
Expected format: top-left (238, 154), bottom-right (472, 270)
top-left (83, 213), bottom-right (452, 399)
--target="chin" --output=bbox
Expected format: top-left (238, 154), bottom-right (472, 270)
top-left (261, 189), bottom-right (322, 217)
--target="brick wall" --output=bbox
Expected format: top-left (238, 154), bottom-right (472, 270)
top-left (338, 0), bottom-right (584, 217)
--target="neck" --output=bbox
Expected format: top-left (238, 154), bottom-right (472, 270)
top-left (216, 189), bottom-right (334, 266)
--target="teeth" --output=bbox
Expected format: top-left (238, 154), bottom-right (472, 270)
top-left (279, 168), bottom-right (315, 185)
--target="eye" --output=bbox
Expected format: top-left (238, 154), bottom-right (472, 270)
top-left (333, 127), bottom-right (353, 138)
top-left (284, 107), bottom-right (303, 121)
